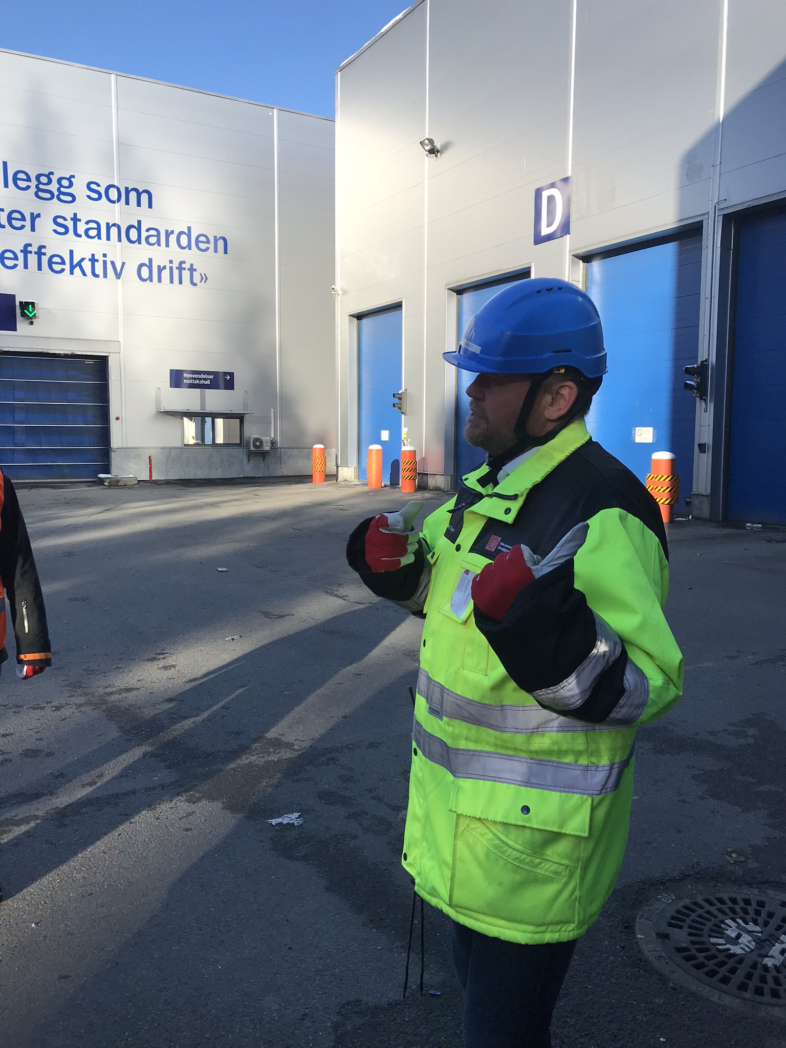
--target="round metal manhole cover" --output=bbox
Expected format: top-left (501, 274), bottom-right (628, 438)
top-left (638, 889), bottom-right (786, 1017)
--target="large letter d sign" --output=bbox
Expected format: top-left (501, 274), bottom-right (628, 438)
top-left (533, 177), bottom-right (571, 244)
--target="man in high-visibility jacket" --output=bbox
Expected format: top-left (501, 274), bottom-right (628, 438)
top-left (347, 278), bottom-right (683, 1048)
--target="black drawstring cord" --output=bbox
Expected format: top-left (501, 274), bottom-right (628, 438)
top-left (419, 895), bottom-right (425, 996)
top-left (403, 890), bottom-right (426, 998)
top-left (403, 690), bottom-right (424, 998)
top-left (403, 889), bottom-right (417, 998)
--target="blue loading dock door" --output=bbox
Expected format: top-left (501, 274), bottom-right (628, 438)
top-left (455, 278), bottom-right (528, 483)
top-left (585, 236), bottom-right (702, 515)
top-left (0, 354), bottom-right (110, 481)
top-left (358, 307), bottom-right (402, 483)
top-left (727, 208), bottom-right (786, 524)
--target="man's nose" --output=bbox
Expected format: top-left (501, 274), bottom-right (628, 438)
top-left (466, 376), bottom-right (483, 399)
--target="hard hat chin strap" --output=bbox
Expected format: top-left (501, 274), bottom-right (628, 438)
top-left (482, 376), bottom-right (551, 474)
top-left (488, 369), bottom-right (599, 469)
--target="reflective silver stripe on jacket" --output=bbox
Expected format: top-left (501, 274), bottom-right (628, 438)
top-left (604, 657), bottom-right (650, 725)
top-left (413, 719), bottom-right (634, 796)
top-left (417, 668), bottom-right (619, 734)
top-left (531, 613), bottom-right (622, 711)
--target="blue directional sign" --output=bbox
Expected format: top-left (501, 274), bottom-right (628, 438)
top-left (534, 177), bottom-right (571, 244)
top-left (169, 369), bottom-right (234, 390)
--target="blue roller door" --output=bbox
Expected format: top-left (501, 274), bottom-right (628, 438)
top-left (585, 236), bottom-right (702, 515)
top-left (358, 307), bottom-right (402, 483)
top-left (0, 354), bottom-right (110, 481)
top-left (456, 277), bottom-right (528, 483)
top-left (727, 208), bottom-right (786, 524)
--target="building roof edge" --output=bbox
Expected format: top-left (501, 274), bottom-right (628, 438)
top-left (336, 1), bottom-right (426, 73)
top-left (0, 48), bottom-right (335, 122)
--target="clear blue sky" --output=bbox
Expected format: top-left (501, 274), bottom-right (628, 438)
top-left (2, 1), bottom-right (410, 117)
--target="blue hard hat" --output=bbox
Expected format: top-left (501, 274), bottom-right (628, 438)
top-left (443, 278), bottom-right (607, 378)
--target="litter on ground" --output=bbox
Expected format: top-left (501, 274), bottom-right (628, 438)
top-left (267, 813), bottom-right (304, 827)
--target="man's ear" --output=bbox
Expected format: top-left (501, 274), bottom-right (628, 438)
top-left (542, 381), bottom-right (579, 421)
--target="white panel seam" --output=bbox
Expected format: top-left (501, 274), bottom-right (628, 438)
top-left (564, 0), bottom-right (578, 282)
top-left (696, 0), bottom-right (730, 497)
top-left (422, 0), bottom-right (431, 471)
top-left (111, 72), bottom-right (127, 452)
top-left (335, 71), bottom-right (342, 463)
top-left (274, 109), bottom-right (281, 445)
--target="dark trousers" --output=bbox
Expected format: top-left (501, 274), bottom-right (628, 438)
top-left (451, 920), bottom-right (576, 1048)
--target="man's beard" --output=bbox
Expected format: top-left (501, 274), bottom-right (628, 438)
top-left (464, 424), bottom-right (486, 448)
top-left (464, 414), bottom-right (496, 450)
top-left (464, 413), bottom-right (519, 456)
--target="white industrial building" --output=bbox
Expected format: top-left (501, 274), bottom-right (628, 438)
top-left (0, 49), bottom-right (335, 482)
top-left (334, 0), bottom-right (786, 525)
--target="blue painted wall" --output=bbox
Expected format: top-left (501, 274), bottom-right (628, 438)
top-left (358, 307), bottom-right (402, 483)
top-left (0, 354), bottom-right (109, 481)
top-left (586, 237), bottom-right (702, 515)
top-left (456, 279), bottom-right (528, 482)
top-left (727, 208), bottom-right (786, 524)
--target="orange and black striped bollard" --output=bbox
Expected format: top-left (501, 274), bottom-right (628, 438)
top-left (646, 452), bottom-right (678, 523)
top-left (401, 447), bottom-right (417, 493)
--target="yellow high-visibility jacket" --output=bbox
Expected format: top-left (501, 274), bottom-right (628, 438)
top-left (348, 419), bottom-right (683, 944)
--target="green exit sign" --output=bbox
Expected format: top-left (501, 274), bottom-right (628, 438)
top-left (19, 301), bottom-right (37, 321)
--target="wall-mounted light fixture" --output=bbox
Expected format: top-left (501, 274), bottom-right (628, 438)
top-left (419, 137), bottom-right (441, 158)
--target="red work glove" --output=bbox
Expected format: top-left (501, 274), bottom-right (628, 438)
top-left (365, 515), bottom-right (418, 572)
top-left (471, 545), bottom-right (536, 620)
top-left (17, 664), bottom-right (46, 680)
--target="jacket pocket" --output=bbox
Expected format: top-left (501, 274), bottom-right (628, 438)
top-left (464, 819), bottom-right (570, 879)
top-left (436, 556), bottom-right (491, 676)
top-left (450, 774), bottom-right (592, 838)
top-left (448, 814), bottom-right (580, 931)
top-left (461, 619), bottom-right (489, 676)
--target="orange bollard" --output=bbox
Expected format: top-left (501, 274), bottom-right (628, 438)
top-left (646, 452), bottom-right (679, 523)
top-left (312, 444), bottom-right (326, 483)
top-left (401, 447), bottom-right (417, 493)
top-left (367, 444), bottom-right (382, 489)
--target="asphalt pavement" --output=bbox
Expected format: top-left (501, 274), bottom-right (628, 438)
top-left (0, 479), bottom-right (784, 1048)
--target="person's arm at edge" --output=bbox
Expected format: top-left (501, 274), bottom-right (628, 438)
top-left (0, 475), bottom-right (52, 668)
top-left (474, 508), bottom-right (682, 727)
